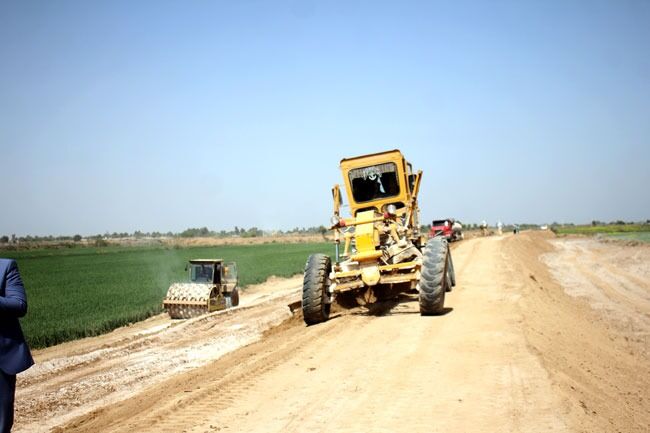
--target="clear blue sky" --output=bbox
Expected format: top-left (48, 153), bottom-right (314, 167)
top-left (1, 1), bottom-right (649, 236)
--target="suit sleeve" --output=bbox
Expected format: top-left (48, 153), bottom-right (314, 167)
top-left (0, 260), bottom-right (28, 317)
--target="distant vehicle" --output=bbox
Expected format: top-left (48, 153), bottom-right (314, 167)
top-left (430, 219), bottom-right (463, 242)
top-left (540, 225), bottom-right (548, 230)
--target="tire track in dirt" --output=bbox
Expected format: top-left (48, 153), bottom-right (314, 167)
top-left (57, 235), bottom-right (570, 433)
top-left (15, 277), bottom-right (304, 433)
top-left (60, 315), bottom-right (345, 433)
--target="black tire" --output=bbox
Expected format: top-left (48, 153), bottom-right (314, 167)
top-left (448, 247), bottom-right (456, 289)
top-left (230, 287), bottom-right (240, 307)
top-left (419, 237), bottom-right (449, 315)
top-left (302, 254), bottom-right (331, 325)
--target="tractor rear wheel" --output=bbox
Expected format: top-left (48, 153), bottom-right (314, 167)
top-left (419, 237), bottom-right (449, 315)
top-left (302, 254), bottom-right (331, 325)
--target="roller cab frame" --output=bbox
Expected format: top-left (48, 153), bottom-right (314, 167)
top-left (163, 259), bottom-right (239, 319)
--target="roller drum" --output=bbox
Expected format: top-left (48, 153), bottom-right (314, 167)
top-left (163, 283), bottom-right (212, 319)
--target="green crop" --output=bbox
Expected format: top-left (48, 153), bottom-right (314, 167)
top-left (553, 224), bottom-right (650, 235)
top-left (4, 242), bottom-right (333, 348)
top-left (606, 232), bottom-right (650, 243)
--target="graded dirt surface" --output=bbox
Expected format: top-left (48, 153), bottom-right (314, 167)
top-left (14, 233), bottom-right (650, 433)
top-left (14, 276), bottom-right (303, 433)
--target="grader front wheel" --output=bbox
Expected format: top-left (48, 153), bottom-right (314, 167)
top-left (302, 254), bottom-right (331, 325)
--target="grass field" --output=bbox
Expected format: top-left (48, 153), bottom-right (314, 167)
top-left (553, 224), bottom-right (650, 235)
top-left (5, 242), bottom-right (332, 348)
top-left (606, 232), bottom-right (650, 243)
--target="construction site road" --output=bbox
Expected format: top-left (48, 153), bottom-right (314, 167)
top-left (15, 232), bottom-right (650, 433)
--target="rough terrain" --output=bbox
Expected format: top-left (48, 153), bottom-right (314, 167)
top-left (14, 232), bottom-right (650, 433)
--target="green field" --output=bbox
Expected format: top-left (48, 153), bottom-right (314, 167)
top-left (553, 224), bottom-right (650, 235)
top-left (4, 242), bottom-right (332, 349)
top-left (606, 232), bottom-right (650, 243)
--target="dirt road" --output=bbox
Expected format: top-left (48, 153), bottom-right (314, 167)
top-left (14, 233), bottom-right (650, 433)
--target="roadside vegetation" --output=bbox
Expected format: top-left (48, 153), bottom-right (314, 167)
top-left (606, 232), bottom-right (650, 243)
top-left (0, 225), bottom-right (330, 251)
top-left (551, 222), bottom-right (650, 235)
top-left (5, 242), bottom-right (332, 349)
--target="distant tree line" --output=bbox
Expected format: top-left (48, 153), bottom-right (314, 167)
top-left (589, 220), bottom-right (650, 226)
top-left (3, 220), bottom-right (648, 246)
top-left (0, 225), bottom-right (330, 245)
top-left (178, 225), bottom-right (328, 238)
top-left (419, 220), bottom-right (650, 233)
top-left (550, 220), bottom-right (650, 228)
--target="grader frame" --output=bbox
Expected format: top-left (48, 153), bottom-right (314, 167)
top-left (301, 149), bottom-right (454, 325)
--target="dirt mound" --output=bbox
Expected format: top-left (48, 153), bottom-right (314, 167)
top-left (503, 232), bottom-right (649, 432)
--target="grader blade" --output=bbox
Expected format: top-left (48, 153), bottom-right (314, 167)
top-left (287, 300), bottom-right (302, 314)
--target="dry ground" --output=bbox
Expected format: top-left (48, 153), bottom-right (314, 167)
top-left (13, 232), bottom-right (650, 433)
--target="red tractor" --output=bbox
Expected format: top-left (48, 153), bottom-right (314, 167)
top-left (430, 219), bottom-right (463, 242)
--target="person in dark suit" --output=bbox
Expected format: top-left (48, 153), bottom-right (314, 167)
top-left (0, 259), bottom-right (34, 433)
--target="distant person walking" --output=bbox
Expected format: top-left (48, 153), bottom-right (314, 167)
top-left (0, 259), bottom-right (34, 433)
top-left (480, 220), bottom-right (488, 236)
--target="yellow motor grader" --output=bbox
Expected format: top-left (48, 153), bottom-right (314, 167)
top-left (302, 149), bottom-right (455, 324)
top-left (163, 259), bottom-right (239, 319)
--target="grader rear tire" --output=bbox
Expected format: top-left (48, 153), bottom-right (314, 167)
top-left (419, 237), bottom-right (449, 315)
top-left (302, 254), bottom-right (331, 325)
top-left (447, 247), bottom-right (456, 290)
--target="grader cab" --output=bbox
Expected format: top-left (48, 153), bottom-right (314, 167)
top-left (302, 150), bottom-right (455, 324)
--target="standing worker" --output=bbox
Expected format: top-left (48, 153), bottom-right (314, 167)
top-left (480, 220), bottom-right (488, 237)
top-left (0, 259), bottom-right (34, 433)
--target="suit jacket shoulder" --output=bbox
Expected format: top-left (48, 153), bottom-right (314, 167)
top-left (0, 258), bottom-right (14, 274)
top-left (0, 257), bottom-right (34, 374)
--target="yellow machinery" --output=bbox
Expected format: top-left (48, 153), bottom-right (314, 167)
top-left (302, 150), bottom-right (455, 324)
top-left (163, 259), bottom-right (239, 319)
